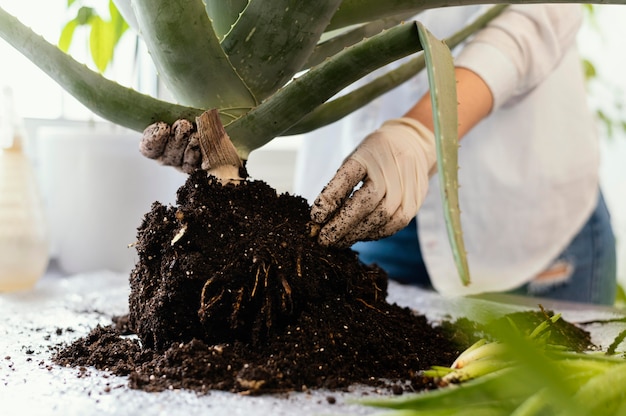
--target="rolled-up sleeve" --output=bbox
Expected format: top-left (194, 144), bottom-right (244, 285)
top-left (454, 4), bottom-right (583, 110)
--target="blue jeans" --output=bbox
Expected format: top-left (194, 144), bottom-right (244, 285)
top-left (353, 191), bottom-right (617, 305)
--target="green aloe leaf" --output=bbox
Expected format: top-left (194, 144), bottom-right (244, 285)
top-left (205, 0), bottom-right (249, 41)
top-left (328, 0), bottom-right (617, 31)
top-left (0, 6), bottom-right (201, 131)
top-left (303, 12), bottom-right (414, 70)
top-left (417, 22), bottom-right (470, 286)
top-left (285, 54), bottom-right (426, 136)
top-left (222, 1), bottom-right (342, 101)
top-left (131, 0), bottom-right (256, 112)
top-left (288, 5), bottom-right (508, 135)
top-left (225, 21), bottom-right (425, 157)
top-left (328, 0), bottom-right (429, 31)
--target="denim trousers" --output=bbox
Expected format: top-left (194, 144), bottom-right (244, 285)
top-left (353, 191), bottom-right (617, 306)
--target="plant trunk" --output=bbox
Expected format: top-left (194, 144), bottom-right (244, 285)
top-left (196, 109), bottom-right (244, 184)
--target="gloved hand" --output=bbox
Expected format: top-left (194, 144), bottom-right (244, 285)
top-left (139, 119), bottom-right (202, 173)
top-left (310, 117), bottom-right (437, 247)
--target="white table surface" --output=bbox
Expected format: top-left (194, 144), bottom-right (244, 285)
top-left (1, 268), bottom-right (624, 416)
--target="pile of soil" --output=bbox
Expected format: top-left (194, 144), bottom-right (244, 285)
top-left (52, 171), bottom-right (592, 395)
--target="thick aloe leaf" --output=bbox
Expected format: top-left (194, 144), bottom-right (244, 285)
top-left (417, 22), bottom-right (470, 286)
top-left (205, 0), bottom-right (249, 41)
top-left (304, 12), bottom-right (414, 70)
top-left (222, 1), bottom-right (342, 101)
top-left (328, 0), bottom-right (429, 31)
top-left (328, 0), bottom-right (613, 31)
top-left (286, 54), bottom-right (425, 136)
top-left (0, 6), bottom-right (201, 131)
top-left (288, 5), bottom-right (507, 135)
top-left (131, 0), bottom-right (255, 112)
top-left (225, 22), bottom-right (424, 157)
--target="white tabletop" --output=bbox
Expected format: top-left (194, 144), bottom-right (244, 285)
top-left (1, 269), bottom-right (624, 416)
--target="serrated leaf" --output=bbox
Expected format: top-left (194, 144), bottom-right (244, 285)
top-left (288, 5), bottom-right (508, 135)
top-left (205, 0), bottom-right (248, 41)
top-left (225, 22), bottom-right (424, 157)
top-left (132, 0), bottom-right (256, 111)
top-left (328, 0), bottom-right (427, 31)
top-left (304, 12), bottom-right (414, 70)
top-left (417, 22), bottom-right (470, 286)
top-left (222, 1), bottom-right (342, 101)
top-left (286, 54), bottom-right (426, 135)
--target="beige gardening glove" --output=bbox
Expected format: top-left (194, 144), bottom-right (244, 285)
top-left (139, 119), bottom-right (202, 173)
top-left (311, 118), bottom-right (437, 248)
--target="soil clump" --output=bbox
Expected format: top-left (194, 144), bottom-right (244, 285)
top-left (52, 171), bottom-right (591, 395)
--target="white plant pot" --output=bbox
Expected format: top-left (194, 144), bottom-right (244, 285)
top-left (36, 124), bottom-right (186, 275)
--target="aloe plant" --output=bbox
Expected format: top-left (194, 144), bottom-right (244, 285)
top-left (0, 0), bottom-right (606, 284)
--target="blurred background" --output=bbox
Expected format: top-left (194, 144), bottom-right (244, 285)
top-left (0, 1), bottom-right (624, 290)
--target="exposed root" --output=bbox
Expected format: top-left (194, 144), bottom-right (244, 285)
top-left (357, 298), bottom-right (384, 314)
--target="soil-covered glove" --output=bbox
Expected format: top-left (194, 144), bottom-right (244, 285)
top-left (139, 119), bottom-right (202, 173)
top-left (311, 117), bottom-right (437, 247)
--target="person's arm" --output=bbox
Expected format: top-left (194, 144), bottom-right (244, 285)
top-left (405, 67), bottom-right (493, 139)
top-left (454, 4), bottom-right (583, 111)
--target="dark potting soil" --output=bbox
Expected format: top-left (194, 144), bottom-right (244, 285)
top-left (52, 171), bottom-right (591, 395)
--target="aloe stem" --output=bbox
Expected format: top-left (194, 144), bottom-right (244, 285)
top-left (196, 109), bottom-right (243, 183)
top-left (197, 110), bottom-right (242, 170)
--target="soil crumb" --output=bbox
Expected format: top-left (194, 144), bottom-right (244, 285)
top-left (52, 171), bottom-right (590, 395)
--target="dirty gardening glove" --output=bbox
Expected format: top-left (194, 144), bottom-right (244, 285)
top-left (139, 119), bottom-right (202, 173)
top-left (311, 118), bottom-right (437, 248)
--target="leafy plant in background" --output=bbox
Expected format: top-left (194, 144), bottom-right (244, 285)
top-left (580, 4), bottom-right (626, 140)
top-left (59, 0), bottom-right (129, 73)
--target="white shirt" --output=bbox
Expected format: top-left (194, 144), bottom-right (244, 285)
top-left (293, 5), bottom-right (599, 297)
